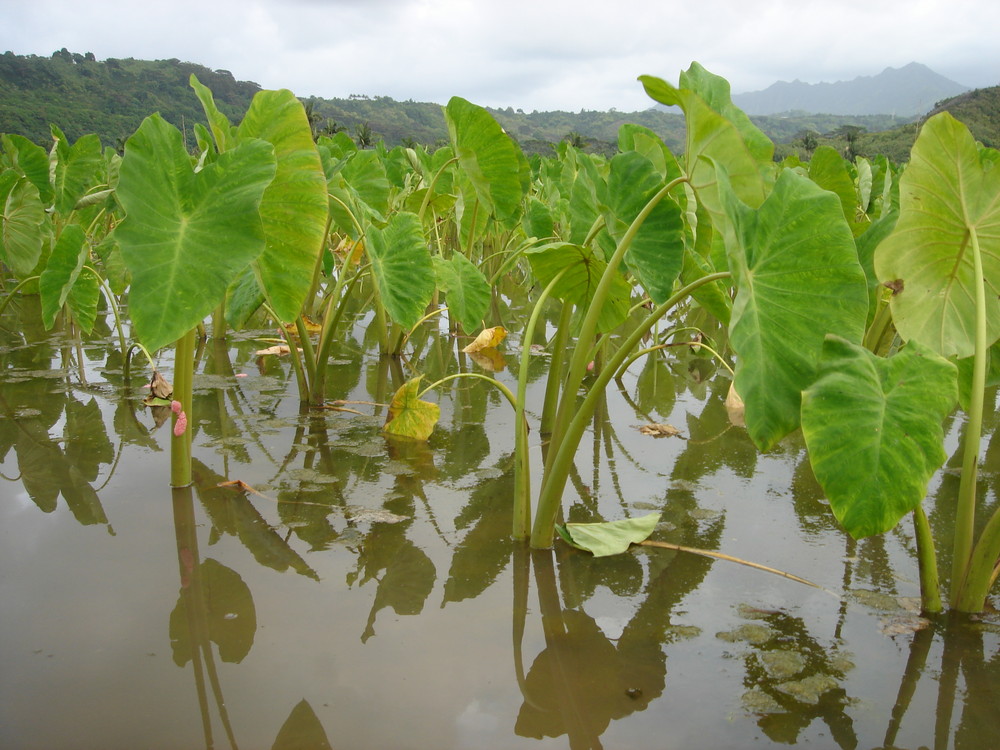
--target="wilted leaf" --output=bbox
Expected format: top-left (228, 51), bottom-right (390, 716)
top-left (725, 382), bottom-right (745, 427)
top-left (461, 326), bottom-right (507, 353)
top-left (255, 345), bottom-right (296, 356)
top-left (636, 423), bottom-right (683, 438)
top-left (556, 512), bottom-right (661, 557)
top-left (149, 370), bottom-right (173, 399)
top-left (282, 316), bottom-right (322, 336)
top-left (383, 376), bottom-right (441, 441)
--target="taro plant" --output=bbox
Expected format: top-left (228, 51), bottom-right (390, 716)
top-left (799, 112), bottom-right (1000, 613)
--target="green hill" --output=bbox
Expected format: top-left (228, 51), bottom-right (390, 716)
top-left (4, 50), bottom-right (993, 162)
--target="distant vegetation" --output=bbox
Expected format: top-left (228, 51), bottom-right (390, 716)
top-left (1, 50), bottom-right (997, 163)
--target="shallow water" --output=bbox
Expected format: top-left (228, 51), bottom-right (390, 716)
top-left (1, 298), bottom-right (999, 750)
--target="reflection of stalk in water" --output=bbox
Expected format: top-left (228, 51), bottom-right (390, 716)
top-left (172, 486), bottom-right (240, 750)
top-left (882, 622), bottom-right (934, 748)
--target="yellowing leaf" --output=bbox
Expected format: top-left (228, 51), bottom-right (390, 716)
top-left (333, 236), bottom-right (365, 266)
top-left (466, 348), bottom-right (507, 372)
top-left (383, 377), bottom-right (441, 441)
top-left (461, 325), bottom-right (507, 353)
top-left (725, 382), bottom-right (745, 427)
top-left (282, 316), bottom-right (322, 336)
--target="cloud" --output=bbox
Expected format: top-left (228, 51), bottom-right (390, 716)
top-left (2, 0), bottom-right (997, 112)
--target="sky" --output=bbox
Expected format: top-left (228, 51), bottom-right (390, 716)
top-left (2, 0), bottom-right (998, 112)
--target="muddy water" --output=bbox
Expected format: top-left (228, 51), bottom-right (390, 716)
top-left (1, 299), bottom-right (998, 750)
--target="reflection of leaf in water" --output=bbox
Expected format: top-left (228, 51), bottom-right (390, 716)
top-left (442, 466), bottom-right (514, 605)
top-left (169, 558), bottom-right (257, 665)
top-left (112, 400), bottom-right (160, 450)
top-left (272, 699), bottom-right (332, 750)
top-left (64, 397), bottom-right (114, 482)
top-left (192, 460), bottom-right (319, 580)
top-left (516, 609), bottom-right (638, 743)
top-left (356, 533), bottom-right (435, 643)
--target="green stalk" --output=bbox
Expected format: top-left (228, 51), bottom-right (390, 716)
top-left (511, 270), bottom-right (570, 539)
top-left (309, 261), bottom-right (368, 403)
top-left (171, 328), bottom-right (196, 487)
top-left (531, 271), bottom-right (730, 548)
top-left (81, 267), bottom-right (129, 375)
top-left (540, 301), bottom-right (574, 434)
top-left (913, 505), bottom-right (942, 614)
top-left (544, 177), bottom-right (688, 483)
top-left (950, 227), bottom-right (987, 608)
top-left (957, 504), bottom-right (1000, 611)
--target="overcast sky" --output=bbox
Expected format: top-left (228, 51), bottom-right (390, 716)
top-left (2, 0), bottom-right (997, 112)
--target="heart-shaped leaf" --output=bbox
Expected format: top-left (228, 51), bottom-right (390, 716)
top-left (365, 211), bottom-right (435, 330)
top-left (874, 112), bottom-right (1000, 358)
top-left (383, 376), bottom-right (441, 441)
top-left (237, 88), bottom-right (329, 323)
top-left (115, 114), bottom-right (276, 352)
top-left (802, 336), bottom-right (957, 537)
top-left (722, 168), bottom-right (869, 450)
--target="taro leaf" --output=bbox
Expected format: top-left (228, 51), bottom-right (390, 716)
top-left (874, 112), bottom-right (1000, 359)
top-left (365, 211), bottom-right (435, 330)
top-left (639, 72), bottom-right (767, 215)
top-left (4, 134), bottom-right (53, 205)
top-left (225, 264), bottom-right (266, 329)
top-left (272, 699), bottom-right (333, 750)
top-left (2, 176), bottom-right (46, 276)
top-left (328, 148), bottom-right (391, 230)
top-left (801, 336), bottom-right (957, 538)
top-left (49, 126), bottom-right (102, 216)
top-left (523, 194), bottom-right (554, 240)
top-left (433, 252), bottom-right (491, 333)
top-left (237, 89), bottom-right (329, 323)
top-left (678, 62), bottom-right (774, 164)
top-left (169, 558), bottom-right (257, 666)
top-left (855, 209), bottom-right (898, 329)
top-left (525, 242), bottom-right (632, 333)
top-left (807, 146), bottom-right (863, 235)
top-left (721, 168), bottom-right (869, 451)
top-left (383, 376), bottom-right (440, 441)
top-left (40, 224), bottom-right (87, 329)
top-left (445, 96), bottom-right (527, 230)
top-left (189, 74), bottom-right (236, 152)
top-left (115, 114), bottom-right (276, 353)
top-left (556, 512), bottom-right (661, 557)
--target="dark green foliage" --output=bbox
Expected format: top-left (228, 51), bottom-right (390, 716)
top-left (0, 50), bottom-right (260, 147)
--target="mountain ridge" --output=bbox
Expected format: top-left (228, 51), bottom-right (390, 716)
top-left (732, 62), bottom-right (968, 117)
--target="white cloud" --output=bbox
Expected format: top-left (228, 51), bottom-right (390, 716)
top-left (2, 0), bottom-right (997, 112)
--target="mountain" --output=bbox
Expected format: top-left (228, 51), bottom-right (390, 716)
top-left (732, 63), bottom-right (968, 117)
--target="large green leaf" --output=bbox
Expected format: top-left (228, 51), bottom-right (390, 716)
top-left (3, 134), bottom-right (53, 205)
top-left (525, 242), bottom-right (632, 333)
top-left (874, 112), bottom-right (1000, 359)
top-left (237, 89), bottom-right (329, 322)
top-left (433, 252), bottom-right (490, 333)
top-left (115, 114), bottom-right (276, 352)
top-left (445, 96), bottom-right (526, 230)
top-left (365, 211), bottom-right (435, 330)
top-left (678, 62), bottom-right (774, 163)
top-left (1, 176), bottom-right (46, 276)
top-left (808, 146), bottom-right (864, 235)
top-left (802, 336), bottom-right (956, 537)
top-left (39, 224), bottom-right (87, 329)
top-left (556, 512), bottom-right (661, 557)
top-left (722, 168), bottom-right (869, 450)
top-left (639, 73), bottom-right (767, 215)
top-left (604, 151), bottom-right (686, 304)
top-left (49, 125), bottom-right (102, 216)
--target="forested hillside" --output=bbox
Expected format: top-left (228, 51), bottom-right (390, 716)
top-left (2, 50), bottom-right (996, 163)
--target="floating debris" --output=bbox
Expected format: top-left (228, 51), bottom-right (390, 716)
top-left (742, 687), bottom-right (785, 714)
top-left (775, 674), bottom-right (838, 705)
top-left (760, 649), bottom-right (806, 680)
top-left (879, 615), bottom-right (931, 636)
top-left (716, 623), bottom-right (775, 645)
